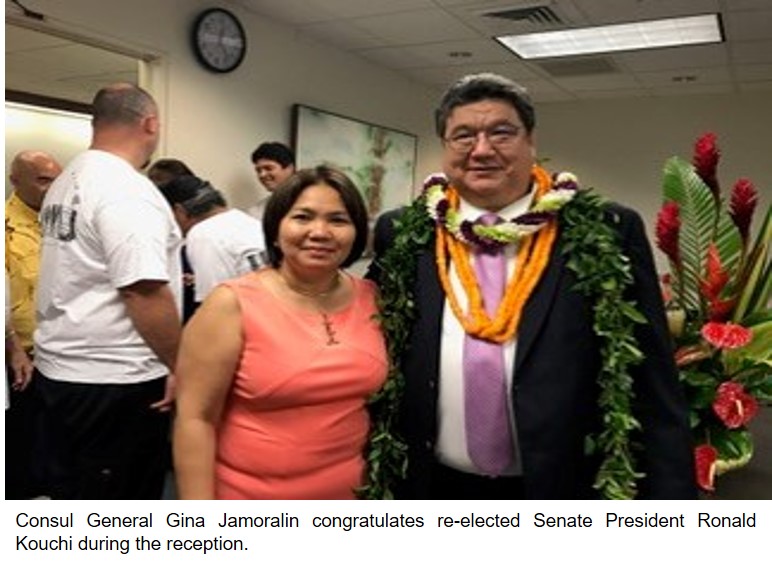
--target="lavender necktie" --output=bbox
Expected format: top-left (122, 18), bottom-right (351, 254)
top-left (463, 213), bottom-right (514, 476)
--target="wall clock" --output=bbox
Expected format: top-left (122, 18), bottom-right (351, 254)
top-left (192, 8), bottom-right (247, 73)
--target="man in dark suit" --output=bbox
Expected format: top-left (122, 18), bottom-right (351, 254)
top-left (368, 73), bottom-right (695, 499)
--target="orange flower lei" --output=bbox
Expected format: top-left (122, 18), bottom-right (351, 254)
top-left (436, 166), bottom-right (557, 343)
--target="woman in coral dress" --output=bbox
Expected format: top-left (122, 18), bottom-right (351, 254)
top-left (173, 166), bottom-right (387, 499)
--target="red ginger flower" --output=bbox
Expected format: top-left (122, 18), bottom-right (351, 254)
top-left (701, 321), bottom-right (753, 349)
top-left (712, 382), bottom-right (759, 429)
top-left (700, 244), bottom-right (734, 321)
top-left (656, 201), bottom-right (681, 266)
top-left (700, 244), bottom-right (729, 298)
top-left (729, 178), bottom-right (758, 243)
top-left (695, 444), bottom-right (718, 491)
top-left (693, 133), bottom-right (720, 199)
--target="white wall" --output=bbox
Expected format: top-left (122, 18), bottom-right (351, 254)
top-left (4, 104), bottom-right (92, 198)
top-left (8, 0), bottom-right (770, 254)
top-left (536, 93), bottom-right (772, 269)
top-left (16, 0), bottom-right (439, 210)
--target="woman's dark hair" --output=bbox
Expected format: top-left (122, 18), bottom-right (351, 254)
top-left (158, 174), bottom-right (227, 217)
top-left (435, 72), bottom-right (535, 137)
top-left (263, 165), bottom-right (369, 268)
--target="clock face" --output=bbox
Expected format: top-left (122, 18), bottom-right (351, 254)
top-left (192, 8), bottom-right (247, 73)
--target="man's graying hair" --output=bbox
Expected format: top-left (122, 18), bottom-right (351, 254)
top-left (434, 73), bottom-right (535, 137)
top-left (91, 83), bottom-right (156, 126)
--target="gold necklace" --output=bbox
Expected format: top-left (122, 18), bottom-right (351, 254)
top-left (278, 269), bottom-right (342, 345)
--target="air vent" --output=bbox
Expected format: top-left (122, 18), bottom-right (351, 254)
top-left (537, 57), bottom-right (619, 77)
top-left (482, 5), bottom-right (563, 25)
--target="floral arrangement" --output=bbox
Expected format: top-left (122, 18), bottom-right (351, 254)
top-left (656, 133), bottom-right (771, 493)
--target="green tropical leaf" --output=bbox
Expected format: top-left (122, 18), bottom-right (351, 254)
top-left (722, 319), bottom-right (772, 375)
top-left (711, 428), bottom-right (753, 463)
top-left (714, 206), bottom-right (743, 286)
top-left (734, 205), bottom-right (771, 321)
top-left (663, 157), bottom-right (718, 313)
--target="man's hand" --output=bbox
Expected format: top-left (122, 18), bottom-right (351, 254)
top-left (10, 346), bottom-right (33, 391)
top-left (150, 373), bottom-right (176, 412)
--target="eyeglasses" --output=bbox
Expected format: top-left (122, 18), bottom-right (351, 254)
top-left (443, 125), bottom-right (523, 153)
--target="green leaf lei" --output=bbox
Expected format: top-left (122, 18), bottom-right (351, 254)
top-left (361, 186), bottom-right (645, 500)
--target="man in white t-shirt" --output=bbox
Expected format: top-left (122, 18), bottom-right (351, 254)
top-left (158, 175), bottom-right (267, 304)
top-left (34, 83), bottom-right (182, 500)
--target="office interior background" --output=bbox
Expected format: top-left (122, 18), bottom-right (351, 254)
top-left (5, 0), bottom-right (771, 498)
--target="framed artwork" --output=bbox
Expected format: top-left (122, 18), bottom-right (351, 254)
top-left (292, 104), bottom-right (418, 219)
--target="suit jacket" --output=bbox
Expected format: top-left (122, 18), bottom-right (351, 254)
top-left (369, 202), bottom-right (696, 499)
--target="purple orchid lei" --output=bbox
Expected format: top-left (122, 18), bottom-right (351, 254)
top-left (424, 171), bottom-right (580, 251)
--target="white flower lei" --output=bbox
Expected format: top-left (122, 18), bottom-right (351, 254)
top-left (424, 171), bottom-right (579, 249)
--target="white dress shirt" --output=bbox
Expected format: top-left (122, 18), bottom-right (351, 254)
top-left (435, 188), bottom-right (536, 476)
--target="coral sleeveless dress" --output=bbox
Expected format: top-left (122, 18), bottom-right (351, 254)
top-left (215, 274), bottom-right (387, 499)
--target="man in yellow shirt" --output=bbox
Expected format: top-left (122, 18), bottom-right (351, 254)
top-left (6, 150), bottom-right (62, 350)
top-left (5, 149), bottom-right (61, 499)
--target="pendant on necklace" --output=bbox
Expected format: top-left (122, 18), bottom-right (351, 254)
top-left (321, 312), bottom-right (339, 346)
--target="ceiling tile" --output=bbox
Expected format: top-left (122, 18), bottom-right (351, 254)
top-left (735, 63), bottom-right (772, 82)
top-left (9, 1), bottom-right (772, 105)
top-left (549, 72), bottom-right (642, 91)
top-left (359, 39), bottom-right (515, 69)
top-left (648, 83), bottom-right (734, 96)
top-left (635, 66), bottom-right (732, 87)
top-left (301, 20), bottom-right (385, 50)
top-left (303, 0), bottom-right (435, 19)
top-left (616, 44), bottom-right (729, 72)
top-left (731, 40), bottom-right (772, 64)
top-left (738, 80), bottom-right (772, 92)
top-left (351, 9), bottom-right (480, 44)
top-left (721, 0), bottom-right (772, 12)
top-left (572, 88), bottom-right (651, 100)
top-left (722, 9), bottom-right (772, 41)
top-left (239, 0), bottom-right (337, 25)
top-left (575, 0), bottom-right (720, 22)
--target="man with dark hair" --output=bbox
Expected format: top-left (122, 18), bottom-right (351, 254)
top-left (248, 141), bottom-right (295, 220)
top-left (147, 158), bottom-right (195, 188)
top-left (369, 73), bottom-right (695, 500)
top-left (34, 83), bottom-right (182, 499)
top-left (159, 174), bottom-right (266, 304)
top-left (147, 158), bottom-right (198, 322)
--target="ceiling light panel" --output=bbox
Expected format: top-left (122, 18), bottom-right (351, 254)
top-left (496, 14), bottom-right (723, 59)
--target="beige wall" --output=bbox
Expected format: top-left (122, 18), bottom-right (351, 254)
top-left (13, 0), bottom-right (439, 210)
top-left (8, 0), bottom-right (770, 262)
top-left (536, 93), bottom-right (772, 269)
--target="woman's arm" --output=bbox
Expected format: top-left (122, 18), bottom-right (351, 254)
top-left (173, 285), bottom-right (243, 499)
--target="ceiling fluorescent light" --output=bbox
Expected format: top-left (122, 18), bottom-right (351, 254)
top-left (496, 14), bottom-right (723, 59)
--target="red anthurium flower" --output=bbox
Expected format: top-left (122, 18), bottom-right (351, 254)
top-left (701, 321), bottom-right (753, 349)
top-left (729, 178), bottom-right (758, 243)
top-left (693, 132), bottom-right (720, 198)
top-left (695, 444), bottom-right (718, 492)
top-left (656, 201), bottom-right (681, 266)
top-left (712, 382), bottom-right (759, 429)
